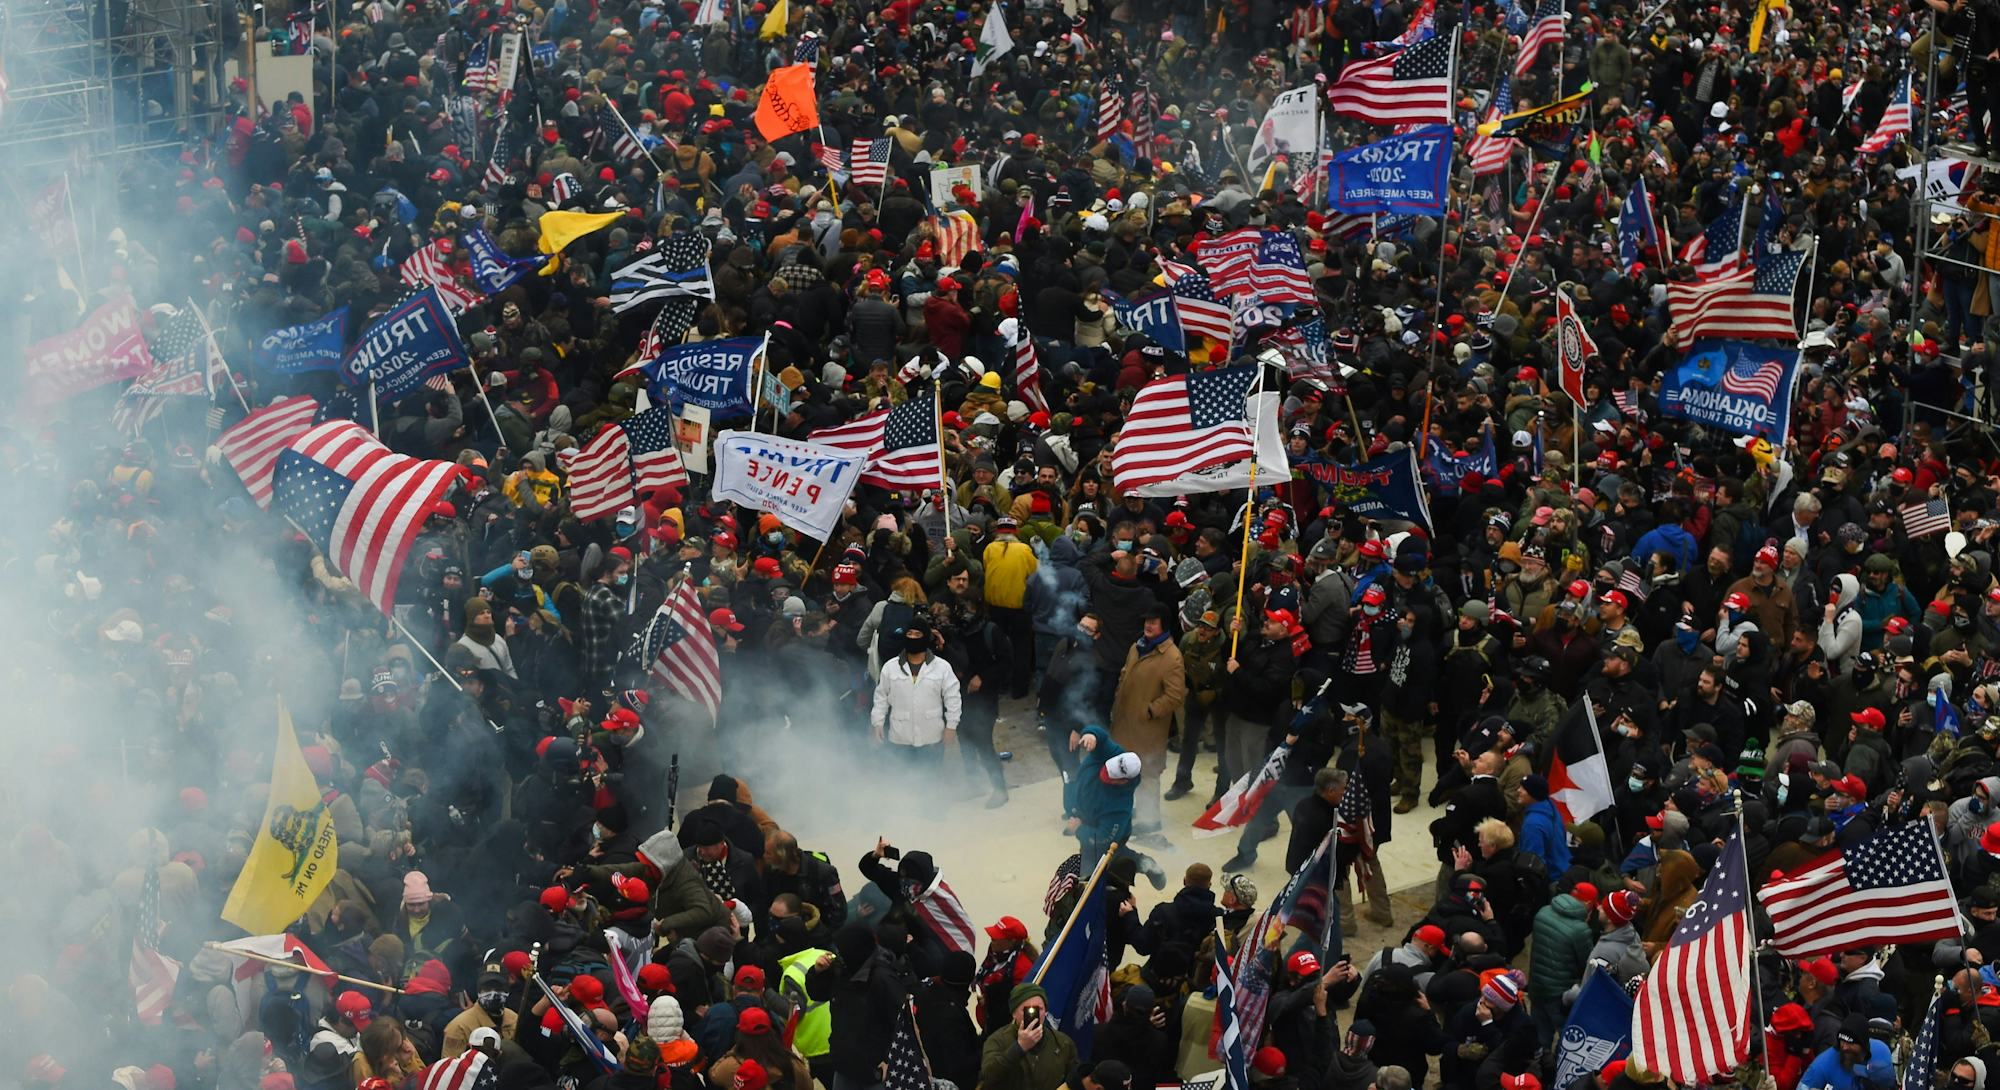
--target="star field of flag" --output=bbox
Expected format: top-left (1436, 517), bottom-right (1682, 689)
top-left (1844, 820), bottom-right (1947, 889)
top-left (273, 451), bottom-right (353, 553)
top-left (1392, 34), bottom-right (1451, 79)
top-left (1187, 365), bottom-right (1259, 429)
top-left (631, 609), bottom-right (689, 665)
top-left (1906, 991), bottom-right (1944, 1090)
top-left (1754, 248), bottom-right (1806, 295)
top-left (884, 1004), bottom-right (934, 1090)
top-left (884, 399), bottom-right (939, 452)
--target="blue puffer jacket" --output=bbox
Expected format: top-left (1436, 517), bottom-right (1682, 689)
top-left (1067, 726), bottom-right (1136, 842)
top-left (1518, 798), bottom-right (1571, 876)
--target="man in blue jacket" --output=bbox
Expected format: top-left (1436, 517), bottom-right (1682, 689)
top-left (1797, 1013), bottom-right (1896, 1090)
top-left (1066, 726), bottom-right (1166, 889)
top-left (1515, 774), bottom-right (1571, 876)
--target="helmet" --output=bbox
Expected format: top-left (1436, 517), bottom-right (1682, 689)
top-left (1516, 655), bottom-right (1551, 680)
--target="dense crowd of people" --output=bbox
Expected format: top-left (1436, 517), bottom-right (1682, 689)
top-left (26, 0), bottom-right (2000, 1089)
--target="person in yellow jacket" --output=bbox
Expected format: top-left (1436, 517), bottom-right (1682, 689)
top-left (502, 450), bottom-right (564, 509)
top-left (777, 946), bottom-right (834, 1084)
top-left (983, 516), bottom-right (1040, 697)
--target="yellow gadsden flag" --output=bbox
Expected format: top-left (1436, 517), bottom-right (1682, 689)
top-left (754, 63), bottom-right (820, 142)
top-left (536, 209), bottom-right (627, 275)
top-left (221, 703), bottom-right (338, 934)
top-left (759, 0), bottom-right (789, 39)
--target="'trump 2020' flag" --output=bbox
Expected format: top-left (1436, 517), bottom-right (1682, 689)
top-left (1299, 447), bottom-right (1434, 531)
top-left (1111, 365), bottom-right (1259, 494)
top-left (273, 421), bottom-right (463, 615)
top-left (632, 337), bottom-right (761, 417)
top-left (221, 703), bottom-right (339, 934)
top-left (256, 309), bottom-right (348, 375)
top-left (1548, 701), bottom-right (1615, 824)
top-left (1555, 970), bottom-right (1634, 1090)
top-left (1658, 338), bottom-right (1800, 447)
top-left (1630, 829), bottom-right (1753, 1084)
top-left (1329, 126), bottom-right (1452, 216)
top-left (341, 287), bottom-right (469, 402)
top-left (1756, 821), bottom-right (1961, 956)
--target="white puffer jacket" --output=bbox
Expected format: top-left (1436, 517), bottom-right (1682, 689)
top-left (869, 654), bottom-right (962, 746)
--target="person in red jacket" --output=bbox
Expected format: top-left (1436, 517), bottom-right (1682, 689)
top-left (925, 277), bottom-right (972, 358)
top-left (1767, 1002), bottom-right (1816, 1090)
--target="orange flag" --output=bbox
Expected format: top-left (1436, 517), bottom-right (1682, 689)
top-left (754, 63), bottom-right (819, 141)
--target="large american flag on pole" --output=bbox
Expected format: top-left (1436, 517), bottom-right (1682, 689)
top-left (1860, 76), bottom-right (1912, 155)
top-left (809, 399), bottom-right (943, 490)
top-left (561, 405), bottom-right (688, 522)
top-left (1666, 248), bottom-right (1803, 342)
top-left (1630, 828), bottom-right (1753, 1084)
top-left (272, 421), bottom-right (463, 616)
top-left (1467, 77), bottom-right (1514, 176)
top-left (1111, 364), bottom-right (1259, 494)
top-left (218, 396), bottom-right (320, 508)
top-left (1681, 194), bottom-right (1745, 275)
top-left (1513, 0), bottom-right (1564, 81)
top-left (130, 865), bottom-right (180, 1025)
top-left (1160, 258), bottom-right (1234, 341)
top-left (1325, 35), bottom-right (1454, 126)
top-left (1756, 821), bottom-right (1961, 956)
top-left (400, 240), bottom-right (484, 314)
top-left (637, 580), bottom-right (721, 720)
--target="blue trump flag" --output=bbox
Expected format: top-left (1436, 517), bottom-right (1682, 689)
top-left (256, 308), bottom-right (348, 375)
top-left (1033, 854), bottom-right (1112, 1056)
top-left (464, 227), bottom-right (547, 292)
top-left (1659, 338), bottom-right (1800, 447)
top-left (341, 288), bottom-right (469, 402)
top-left (632, 337), bottom-right (762, 418)
top-left (1329, 126), bottom-right (1452, 216)
top-left (1107, 289), bottom-right (1187, 353)
top-left (1421, 423), bottom-right (1498, 495)
top-left (1552, 969), bottom-right (1634, 1090)
top-left (1299, 448), bottom-right (1433, 531)
top-left (1618, 176), bottom-right (1661, 273)
top-left (1938, 696), bottom-right (1964, 738)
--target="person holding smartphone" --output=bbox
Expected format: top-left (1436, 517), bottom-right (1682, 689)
top-left (978, 983), bottom-right (1077, 1090)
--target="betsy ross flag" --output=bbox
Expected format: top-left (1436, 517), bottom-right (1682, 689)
top-left (1161, 258), bottom-right (1234, 341)
top-left (1667, 248), bottom-right (1803, 342)
top-left (1195, 742), bottom-right (1289, 837)
top-left (1110, 365), bottom-right (1259, 494)
top-left (1861, 76), bottom-right (1912, 155)
top-left (562, 406), bottom-right (689, 522)
top-left (462, 34), bottom-right (499, 92)
top-left (1756, 821), bottom-right (1962, 956)
top-left (850, 138), bottom-right (893, 187)
top-left (219, 396), bottom-right (319, 508)
top-left (400, 240), bottom-right (484, 314)
top-left (1513, 0), bottom-right (1564, 81)
top-left (809, 400), bottom-right (944, 490)
top-left (1630, 829), bottom-right (1754, 1084)
top-left (273, 421), bottom-right (464, 616)
top-left (130, 865), bottom-right (180, 1025)
top-left (1467, 77), bottom-right (1515, 176)
top-left (1548, 701), bottom-right (1616, 824)
top-left (1907, 984), bottom-right (1946, 1090)
top-left (636, 580), bottom-right (722, 720)
top-left (1326, 35), bottom-right (1454, 126)
top-left (1681, 194), bottom-right (1745, 275)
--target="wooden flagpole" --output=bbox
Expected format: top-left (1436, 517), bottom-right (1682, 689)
top-left (1032, 843), bottom-right (1120, 984)
top-left (1228, 367), bottom-right (1268, 659)
top-left (205, 943), bottom-right (407, 993)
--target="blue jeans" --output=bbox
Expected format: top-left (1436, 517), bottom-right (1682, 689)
top-left (1946, 276), bottom-right (1977, 347)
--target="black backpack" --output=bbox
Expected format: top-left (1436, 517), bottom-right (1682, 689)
top-left (1508, 850), bottom-right (1552, 929)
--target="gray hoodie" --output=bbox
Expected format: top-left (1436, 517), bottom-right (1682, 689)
top-left (1818, 573), bottom-right (1863, 673)
top-left (1947, 776), bottom-right (2000, 865)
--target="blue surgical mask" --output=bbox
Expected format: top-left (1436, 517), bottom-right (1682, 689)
top-left (615, 521), bottom-right (637, 540)
top-left (615, 573), bottom-right (632, 587)
top-left (1627, 777), bottom-right (1646, 792)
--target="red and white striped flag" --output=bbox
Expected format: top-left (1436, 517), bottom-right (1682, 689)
top-left (1193, 742), bottom-right (1288, 837)
top-left (399, 240), bottom-right (484, 314)
top-left (561, 405), bottom-right (688, 522)
top-left (1325, 35), bottom-right (1454, 126)
top-left (1901, 498), bottom-right (1952, 538)
top-left (912, 880), bottom-right (977, 954)
top-left (1630, 830), bottom-right (1753, 1084)
top-left (1013, 331), bottom-right (1049, 413)
top-left (1666, 250), bottom-right (1804, 342)
top-left (420, 1046), bottom-right (496, 1090)
top-left (130, 866), bottom-right (180, 1025)
top-left (849, 138), bottom-right (892, 187)
top-left (1110, 364), bottom-right (1259, 494)
top-left (1193, 228), bottom-right (1265, 297)
top-left (932, 210), bottom-right (981, 268)
top-left (272, 421), bottom-right (464, 616)
top-left (1860, 76), bottom-right (1912, 155)
top-left (218, 396), bottom-right (319, 508)
top-left (1755, 821), bottom-right (1961, 957)
top-left (1095, 82), bottom-right (1124, 142)
top-left (1513, 0), bottom-right (1564, 81)
top-left (639, 580), bottom-right (722, 719)
top-left (1467, 78), bottom-right (1515, 176)
top-left (813, 142), bottom-right (847, 178)
top-left (809, 399), bottom-right (943, 490)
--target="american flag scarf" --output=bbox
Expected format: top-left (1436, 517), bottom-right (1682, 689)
top-left (913, 876), bottom-right (976, 954)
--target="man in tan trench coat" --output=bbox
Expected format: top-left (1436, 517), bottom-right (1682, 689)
top-left (1111, 608), bottom-right (1187, 845)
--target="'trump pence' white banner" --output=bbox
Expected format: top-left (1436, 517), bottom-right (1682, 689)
top-left (711, 430), bottom-right (867, 541)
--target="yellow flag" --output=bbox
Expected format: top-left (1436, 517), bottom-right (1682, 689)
top-left (221, 703), bottom-right (338, 935)
top-left (1748, 0), bottom-right (1773, 54)
top-left (760, 0), bottom-right (789, 39)
top-left (536, 209), bottom-right (627, 275)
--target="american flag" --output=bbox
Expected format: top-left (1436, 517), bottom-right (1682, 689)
top-left (1129, 78), bottom-right (1155, 150)
top-left (273, 421), bottom-right (462, 616)
top-left (599, 103), bottom-right (662, 161)
top-left (1861, 76), bottom-right (1912, 155)
top-left (814, 142), bottom-right (847, 178)
top-left (1194, 228), bottom-right (1266, 297)
top-left (563, 406), bottom-right (688, 522)
top-left (1095, 80), bottom-right (1124, 142)
top-left (850, 138), bottom-right (893, 187)
top-left (1667, 248), bottom-right (1803, 342)
top-left (218, 396), bottom-right (320, 508)
top-left (1630, 829), bottom-right (1753, 1084)
top-left (483, 119), bottom-right (513, 189)
top-left (931, 210), bottom-right (981, 268)
top-left (550, 172), bottom-right (581, 205)
top-left (1681, 194), bottom-right (1745, 275)
top-left (1616, 566), bottom-right (1650, 601)
top-left (1758, 822), bottom-right (1960, 955)
top-left (1325, 35), bottom-right (1454, 126)
top-left (529, 973), bottom-right (619, 1074)
top-left (1468, 77), bottom-right (1515, 176)
top-left (1513, 0), bottom-right (1564, 81)
top-left (420, 1044), bottom-right (500, 1090)
top-left (400, 239), bottom-right (484, 314)
top-left (1336, 747), bottom-right (1378, 900)
top-left (809, 399), bottom-right (943, 490)
top-left (1901, 498), bottom-right (1952, 538)
top-left (462, 33), bottom-right (500, 92)
top-left (1906, 986), bottom-right (1946, 1090)
top-left (793, 33), bottom-right (820, 63)
top-left (115, 308), bottom-right (222, 435)
top-left (638, 580), bottom-right (721, 720)
top-left (1161, 259), bottom-right (1234, 341)
top-left (1718, 354), bottom-right (1785, 400)
top-left (130, 865), bottom-right (180, 1025)
top-left (1043, 853), bottom-right (1082, 916)
top-left (1013, 332), bottom-right (1050, 413)
top-left (1245, 231), bottom-right (1316, 304)
top-left (1112, 363), bottom-right (1259, 495)
top-left (1213, 929), bottom-right (1251, 1090)
top-left (884, 1003), bottom-right (935, 1090)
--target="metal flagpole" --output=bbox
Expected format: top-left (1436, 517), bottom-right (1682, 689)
top-left (468, 367), bottom-right (507, 440)
top-left (934, 380), bottom-right (952, 534)
top-left (368, 381), bottom-right (381, 435)
top-left (190, 300), bottom-right (254, 413)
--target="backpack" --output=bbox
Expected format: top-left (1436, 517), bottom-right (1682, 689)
top-left (1509, 851), bottom-right (1552, 928)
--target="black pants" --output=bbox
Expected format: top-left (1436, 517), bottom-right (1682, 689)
top-left (989, 605), bottom-right (1035, 698)
top-left (958, 696), bottom-right (1008, 792)
top-left (1174, 697), bottom-right (1223, 795)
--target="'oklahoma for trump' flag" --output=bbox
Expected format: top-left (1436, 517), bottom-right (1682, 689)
top-left (221, 703), bottom-right (338, 934)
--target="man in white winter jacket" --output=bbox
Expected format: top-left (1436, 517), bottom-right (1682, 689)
top-left (871, 622), bottom-right (961, 768)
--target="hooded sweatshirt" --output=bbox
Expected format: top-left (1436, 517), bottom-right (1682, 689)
top-left (1819, 574), bottom-right (1864, 673)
